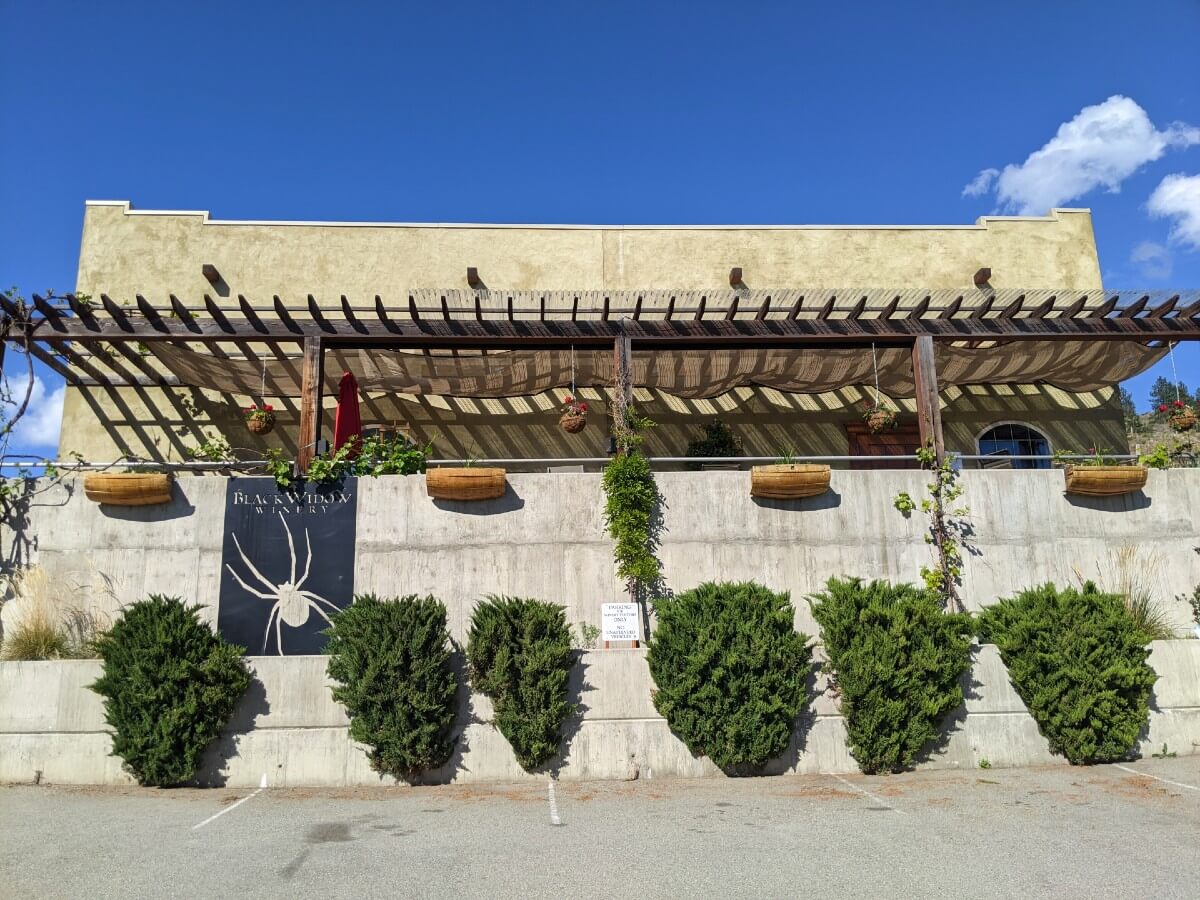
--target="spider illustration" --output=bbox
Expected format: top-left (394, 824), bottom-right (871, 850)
top-left (225, 511), bottom-right (343, 654)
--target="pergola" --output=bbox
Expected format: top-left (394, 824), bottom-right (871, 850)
top-left (5, 288), bottom-right (1198, 468)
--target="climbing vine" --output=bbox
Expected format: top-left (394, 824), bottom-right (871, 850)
top-left (602, 450), bottom-right (662, 589)
top-left (893, 444), bottom-right (970, 612)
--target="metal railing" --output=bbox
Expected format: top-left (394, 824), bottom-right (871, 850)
top-left (0, 453), bottom-right (1151, 472)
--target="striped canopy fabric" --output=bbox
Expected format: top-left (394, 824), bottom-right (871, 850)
top-left (147, 339), bottom-right (1166, 400)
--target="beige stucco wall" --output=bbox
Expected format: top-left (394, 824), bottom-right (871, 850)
top-left (60, 202), bottom-right (1117, 461)
top-left (76, 201), bottom-right (1102, 297)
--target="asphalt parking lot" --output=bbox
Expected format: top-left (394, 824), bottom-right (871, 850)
top-left (2, 758), bottom-right (1198, 899)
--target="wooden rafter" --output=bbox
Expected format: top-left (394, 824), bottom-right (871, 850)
top-left (5, 291), bottom-right (1198, 384)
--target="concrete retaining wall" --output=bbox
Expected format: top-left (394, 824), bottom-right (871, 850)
top-left (6, 468), bottom-right (1200, 640)
top-left (3, 468), bottom-right (1199, 785)
top-left (2, 642), bottom-right (1198, 786)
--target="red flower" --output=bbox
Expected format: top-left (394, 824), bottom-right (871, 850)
top-left (1159, 404), bottom-right (1169, 413)
top-left (263, 404), bottom-right (273, 411)
top-left (564, 395), bottom-right (574, 404)
top-left (1174, 400), bottom-right (1186, 408)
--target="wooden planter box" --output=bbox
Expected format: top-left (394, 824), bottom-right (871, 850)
top-left (83, 473), bottom-right (174, 506)
top-left (425, 467), bottom-right (507, 501)
top-left (1063, 465), bottom-right (1148, 497)
top-left (750, 464), bottom-right (831, 500)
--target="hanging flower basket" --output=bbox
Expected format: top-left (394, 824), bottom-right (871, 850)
top-left (863, 403), bottom-right (898, 434)
top-left (558, 395), bottom-right (588, 434)
top-left (244, 404), bottom-right (275, 436)
top-left (1165, 401), bottom-right (1197, 433)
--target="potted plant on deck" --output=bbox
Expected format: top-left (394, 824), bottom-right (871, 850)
top-left (685, 419), bottom-right (743, 470)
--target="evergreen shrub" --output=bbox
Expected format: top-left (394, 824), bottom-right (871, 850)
top-left (325, 594), bottom-right (459, 778)
top-left (809, 577), bottom-right (973, 774)
top-left (467, 596), bottom-right (576, 769)
top-left (90, 595), bottom-right (250, 787)
top-left (648, 581), bottom-right (812, 770)
top-left (977, 582), bottom-right (1157, 764)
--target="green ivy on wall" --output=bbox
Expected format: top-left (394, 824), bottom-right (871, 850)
top-left (601, 452), bottom-right (662, 588)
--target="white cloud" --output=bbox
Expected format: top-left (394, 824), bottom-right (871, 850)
top-left (961, 168), bottom-right (999, 198)
top-left (1129, 240), bottom-right (1172, 279)
top-left (1148, 173), bottom-right (1200, 251)
top-left (1, 371), bottom-right (66, 453)
top-left (962, 95), bottom-right (1200, 214)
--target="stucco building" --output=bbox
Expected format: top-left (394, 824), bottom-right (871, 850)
top-left (55, 201), bottom-right (1148, 467)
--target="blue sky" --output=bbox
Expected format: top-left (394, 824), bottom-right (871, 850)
top-left (3, 1), bottom-right (1199, 457)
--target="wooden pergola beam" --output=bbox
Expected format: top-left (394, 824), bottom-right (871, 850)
top-left (99, 294), bottom-right (134, 330)
top-left (42, 341), bottom-right (112, 385)
top-left (18, 288), bottom-right (1195, 476)
top-left (25, 343), bottom-right (81, 384)
top-left (15, 313), bottom-right (1200, 347)
top-left (203, 294), bottom-right (238, 332)
top-left (110, 341), bottom-right (171, 385)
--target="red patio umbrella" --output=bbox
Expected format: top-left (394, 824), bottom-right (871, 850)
top-left (333, 371), bottom-right (362, 457)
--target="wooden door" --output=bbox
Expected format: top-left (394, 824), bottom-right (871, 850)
top-left (846, 424), bottom-right (922, 469)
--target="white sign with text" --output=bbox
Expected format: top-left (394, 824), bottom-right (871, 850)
top-left (601, 603), bottom-right (642, 642)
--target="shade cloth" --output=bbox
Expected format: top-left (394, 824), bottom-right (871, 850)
top-left (147, 341), bottom-right (1167, 400)
top-left (333, 371), bottom-right (362, 455)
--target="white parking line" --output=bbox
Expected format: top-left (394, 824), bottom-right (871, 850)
top-left (193, 774), bottom-right (268, 830)
top-left (547, 779), bottom-right (563, 826)
top-left (1113, 764), bottom-right (1200, 793)
top-left (831, 774), bottom-right (906, 815)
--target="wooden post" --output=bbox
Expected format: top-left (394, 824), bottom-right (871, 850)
top-left (911, 335), bottom-right (945, 462)
top-left (296, 336), bottom-right (325, 471)
top-left (612, 330), bottom-right (633, 437)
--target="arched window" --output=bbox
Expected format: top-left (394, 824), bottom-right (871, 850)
top-left (977, 423), bottom-right (1051, 469)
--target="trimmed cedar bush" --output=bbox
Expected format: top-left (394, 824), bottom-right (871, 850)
top-left (977, 582), bottom-right (1157, 764)
top-left (809, 577), bottom-right (973, 774)
top-left (325, 594), bottom-right (458, 779)
top-left (647, 581), bottom-right (812, 770)
top-left (466, 596), bottom-right (576, 769)
top-left (601, 452), bottom-right (662, 586)
top-left (90, 595), bottom-right (250, 787)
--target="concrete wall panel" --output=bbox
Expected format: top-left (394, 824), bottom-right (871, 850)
top-left (3, 641), bottom-right (1199, 786)
top-left (4, 468), bottom-right (1200, 785)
